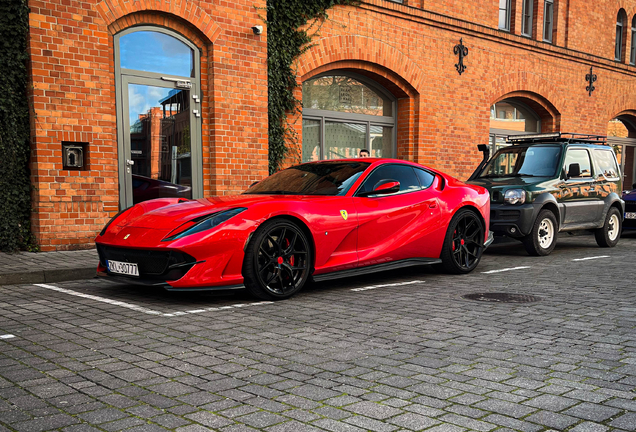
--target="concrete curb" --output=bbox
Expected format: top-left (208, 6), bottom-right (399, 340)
top-left (0, 267), bottom-right (97, 286)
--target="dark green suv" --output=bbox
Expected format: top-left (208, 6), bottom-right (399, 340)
top-left (468, 133), bottom-right (625, 256)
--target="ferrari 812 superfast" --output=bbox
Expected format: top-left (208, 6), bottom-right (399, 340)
top-left (96, 159), bottom-right (491, 300)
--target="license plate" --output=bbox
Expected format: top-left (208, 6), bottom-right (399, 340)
top-left (107, 260), bottom-right (139, 277)
top-left (626, 212), bottom-right (636, 219)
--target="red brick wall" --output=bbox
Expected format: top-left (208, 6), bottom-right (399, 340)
top-left (294, 0), bottom-right (636, 181)
top-left (28, 0), bottom-right (268, 250)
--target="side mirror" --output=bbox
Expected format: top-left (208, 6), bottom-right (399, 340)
top-left (567, 163), bottom-right (581, 178)
top-left (358, 179), bottom-right (400, 197)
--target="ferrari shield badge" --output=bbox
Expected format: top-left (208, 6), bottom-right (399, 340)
top-left (340, 210), bottom-right (348, 221)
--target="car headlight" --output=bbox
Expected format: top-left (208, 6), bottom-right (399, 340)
top-left (162, 208), bottom-right (247, 242)
top-left (504, 189), bottom-right (526, 205)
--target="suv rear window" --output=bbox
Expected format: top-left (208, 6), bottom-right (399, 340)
top-left (594, 149), bottom-right (620, 179)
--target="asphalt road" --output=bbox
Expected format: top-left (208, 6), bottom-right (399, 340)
top-left (1, 232), bottom-right (636, 432)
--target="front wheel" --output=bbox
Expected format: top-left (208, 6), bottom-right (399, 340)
top-left (440, 209), bottom-right (485, 274)
top-left (522, 209), bottom-right (557, 256)
top-left (595, 207), bottom-right (622, 248)
top-left (243, 219), bottom-right (312, 300)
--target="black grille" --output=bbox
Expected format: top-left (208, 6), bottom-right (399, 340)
top-left (625, 201), bottom-right (636, 212)
top-left (492, 209), bottom-right (520, 221)
top-left (96, 244), bottom-right (196, 278)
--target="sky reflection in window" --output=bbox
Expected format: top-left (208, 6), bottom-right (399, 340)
top-left (120, 31), bottom-right (194, 77)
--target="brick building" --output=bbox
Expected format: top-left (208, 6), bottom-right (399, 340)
top-left (27, 0), bottom-right (636, 250)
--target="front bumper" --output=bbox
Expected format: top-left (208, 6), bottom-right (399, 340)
top-left (489, 203), bottom-right (539, 238)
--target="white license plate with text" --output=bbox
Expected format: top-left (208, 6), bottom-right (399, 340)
top-left (107, 260), bottom-right (139, 277)
top-left (626, 212), bottom-right (636, 220)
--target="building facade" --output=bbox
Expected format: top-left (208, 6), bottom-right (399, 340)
top-left (27, 0), bottom-right (636, 250)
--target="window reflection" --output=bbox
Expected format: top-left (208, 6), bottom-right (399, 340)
top-left (303, 76), bottom-right (392, 116)
top-left (120, 31), bottom-right (194, 77)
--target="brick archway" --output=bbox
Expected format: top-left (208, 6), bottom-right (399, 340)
top-left (487, 72), bottom-right (563, 133)
top-left (297, 37), bottom-right (422, 161)
top-left (95, 0), bottom-right (223, 43)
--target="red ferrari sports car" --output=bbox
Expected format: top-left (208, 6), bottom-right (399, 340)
top-left (96, 159), bottom-right (491, 300)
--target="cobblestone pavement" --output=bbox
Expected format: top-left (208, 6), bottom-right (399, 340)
top-left (1, 233), bottom-right (635, 431)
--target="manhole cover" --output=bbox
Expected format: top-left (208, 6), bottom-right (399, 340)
top-left (462, 293), bottom-right (541, 303)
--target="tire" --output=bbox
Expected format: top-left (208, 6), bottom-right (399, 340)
top-left (522, 209), bottom-right (558, 256)
top-left (594, 207), bottom-right (622, 248)
top-left (243, 219), bottom-right (312, 300)
top-left (440, 209), bottom-right (485, 274)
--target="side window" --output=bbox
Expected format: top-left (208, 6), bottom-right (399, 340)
top-left (414, 168), bottom-right (435, 189)
top-left (358, 165), bottom-right (421, 195)
top-left (564, 149), bottom-right (592, 178)
top-left (594, 149), bottom-right (620, 179)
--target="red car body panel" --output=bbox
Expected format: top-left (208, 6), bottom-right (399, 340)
top-left (96, 159), bottom-right (490, 290)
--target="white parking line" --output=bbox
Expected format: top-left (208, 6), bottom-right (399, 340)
top-left (351, 280), bottom-right (424, 292)
top-left (481, 266), bottom-right (531, 274)
top-left (33, 284), bottom-right (273, 317)
top-left (572, 255), bottom-right (610, 262)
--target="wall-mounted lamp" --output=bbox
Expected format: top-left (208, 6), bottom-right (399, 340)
top-left (251, 25), bottom-right (263, 35)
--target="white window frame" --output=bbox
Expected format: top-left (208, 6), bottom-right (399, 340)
top-left (543, 0), bottom-right (554, 43)
top-left (630, 16), bottom-right (636, 64)
top-left (522, 0), bottom-right (534, 37)
top-left (499, 0), bottom-right (512, 31)
top-left (616, 12), bottom-right (625, 61)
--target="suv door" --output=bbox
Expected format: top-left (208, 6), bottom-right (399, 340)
top-left (560, 148), bottom-right (603, 225)
top-left (592, 148), bottom-right (622, 202)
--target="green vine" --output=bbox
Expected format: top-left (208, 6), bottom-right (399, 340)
top-left (266, 0), bottom-right (356, 174)
top-left (0, 0), bottom-right (35, 252)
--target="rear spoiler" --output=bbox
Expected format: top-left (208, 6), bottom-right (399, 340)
top-left (468, 144), bottom-right (490, 180)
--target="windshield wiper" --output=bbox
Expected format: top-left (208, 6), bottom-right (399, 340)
top-left (513, 173), bottom-right (538, 177)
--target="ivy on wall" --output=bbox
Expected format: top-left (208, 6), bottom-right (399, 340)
top-left (266, 0), bottom-right (356, 174)
top-left (0, 0), bottom-right (35, 252)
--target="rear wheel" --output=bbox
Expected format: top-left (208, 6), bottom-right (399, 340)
top-left (440, 209), bottom-right (485, 274)
top-left (243, 219), bottom-right (312, 300)
top-left (522, 209), bottom-right (557, 256)
top-left (595, 207), bottom-right (621, 247)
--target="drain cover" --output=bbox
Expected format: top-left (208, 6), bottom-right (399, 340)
top-left (462, 293), bottom-right (541, 303)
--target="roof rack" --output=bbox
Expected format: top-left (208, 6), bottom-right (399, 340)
top-left (507, 132), bottom-right (608, 145)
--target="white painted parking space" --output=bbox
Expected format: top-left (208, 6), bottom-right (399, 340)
top-left (351, 280), bottom-right (424, 292)
top-left (571, 255), bottom-right (610, 261)
top-left (481, 266), bottom-right (531, 274)
top-left (34, 283), bottom-right (273, 317)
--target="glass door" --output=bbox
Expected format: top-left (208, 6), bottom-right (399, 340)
top-left (121, 76), bottom-right (201, 206)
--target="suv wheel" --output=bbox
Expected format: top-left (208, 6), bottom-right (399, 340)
top-left (594, 207), bottom-right (622, 248)
top-left (522, 209), bottom-right (558, 256)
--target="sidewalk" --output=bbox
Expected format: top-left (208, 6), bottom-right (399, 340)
top-left (0, 248), bottom-right (99, 285)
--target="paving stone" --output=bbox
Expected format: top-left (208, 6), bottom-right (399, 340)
top-left (185, 411), bottom-right (234, 428)
top-left (569, 422), bottom-right (610, 432)
top-left (474, 398), bottom-right (537, 419)
top-left (388, 412), bottom-right (439, 430)
top-left (525, 410), bottom-right (579, 429)
top-left (609, 412), bottom-right (636, 430)
top-left (562, 402), bottom-right (621, 422)
top-left (522, 394), bottom-right (578, 411)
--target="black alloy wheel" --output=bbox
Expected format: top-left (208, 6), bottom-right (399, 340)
top-left (243, 219), bottom-right (312, 300)
top-left (441, 209), bottom-right (485, 274)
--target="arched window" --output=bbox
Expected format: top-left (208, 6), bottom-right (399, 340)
top-left (114, 27), bottom-right (202, 207)
top-left (616, 10), bottom-right (627, 62)
top-left (302, 73), bottom-right (396, 161)
top-left (630, 16), bottom-right (636, 65)
top-left (489, 100), bottom-right (541, 152)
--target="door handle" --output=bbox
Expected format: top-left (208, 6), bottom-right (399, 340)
top-left (429, 202), bottom-right (437, 209)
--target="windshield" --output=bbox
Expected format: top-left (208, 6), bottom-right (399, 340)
top-left (244, 162), bottom-right (371, 196)
top-left (479, 145), bottom-right (562, 178)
